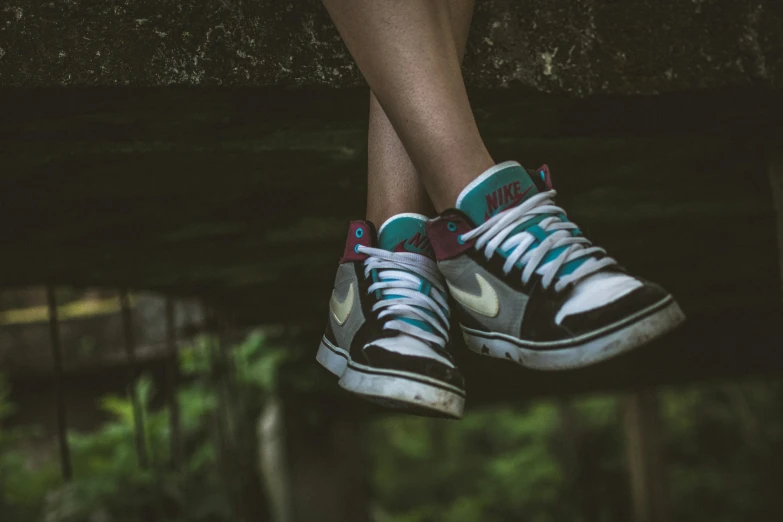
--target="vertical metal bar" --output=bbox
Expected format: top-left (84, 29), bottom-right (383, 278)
top-left (46, 285), bottom-right (72, 481)
top-left (165, 297), bottom-right (182, 468)
top-left (120, 289), bottom-right (149, 469)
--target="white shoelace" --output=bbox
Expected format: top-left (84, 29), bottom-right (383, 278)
top-left (458, 191), bottom-right (619, 292)
top-left (356, 246), bottom-right (450, 349)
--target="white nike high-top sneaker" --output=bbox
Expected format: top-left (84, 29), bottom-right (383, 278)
top-left (427, 161), bottom-right (685, 370)
top-left (317, 213), bottom-right (465, 418)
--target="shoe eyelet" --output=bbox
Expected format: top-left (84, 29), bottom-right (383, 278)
top-left (447, 221), bottom-right (457, 232)
top-left (457, 235), bottom-right (465, 245)
top-left (355, 228), bottom-right (364, 238)
top-left (354, 244), bottom-right (361, 253)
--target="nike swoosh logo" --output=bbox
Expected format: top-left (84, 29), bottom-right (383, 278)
top-left (329, 283), bottom-right (354, 325)
top-left (447, 273), bottom-right (499, 317)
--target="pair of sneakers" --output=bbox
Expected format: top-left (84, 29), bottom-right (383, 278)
top-left (316, 162), bottom-right (685, 418)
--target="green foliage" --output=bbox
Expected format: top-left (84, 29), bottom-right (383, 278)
top-left (40, 374), bottom-right (230, 522)
top-left (0, 374), bottom-right (61, 521)
top-left (371, 383), bottom-right (783, 522)
top-left (0, 331), bottom-right (285, 522)
top-left (233, 332), bottom-right (289, 392)
top-left (371, 401), bottom-right (576, 522)
top-left (0, 373), bottom-right (14, 421)
top-left (4, 341), bottom-right (783, 522)
top-left (663, 382), bottom-right (783, 522)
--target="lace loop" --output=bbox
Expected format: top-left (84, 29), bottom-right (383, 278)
top-left (459, 190), bottom-right (619, 292)
top-left (356, 246), bottom-right (450, 349)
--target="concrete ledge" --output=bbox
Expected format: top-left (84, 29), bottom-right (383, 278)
top-left (1, 0), bottom-right (782, 93)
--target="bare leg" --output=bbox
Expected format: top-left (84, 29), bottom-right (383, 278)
top-left (366, 95), bottom-right (432, 226)
top-left (366, 0), bottom-right (476, 225)
top-left (324, 0), bottom-right (494, 213)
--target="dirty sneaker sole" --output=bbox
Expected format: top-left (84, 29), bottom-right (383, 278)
top-left (460, 297), bottom-right (685, 370)
top-left (317, 337), bottom-right (465, 418)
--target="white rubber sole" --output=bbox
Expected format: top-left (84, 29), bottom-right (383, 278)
top-left (316, 337), bottom-right (465, 419)
top-left (461, 297), bottom-right (686, 371)
top-left (339, 363), bottom-right (465, 419)
top-left (316, 338), bottom-right (349, 377)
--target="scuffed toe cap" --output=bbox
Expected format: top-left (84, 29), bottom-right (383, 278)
top-left (560, 280), bottom-right (673, 336)
top-left (361, 341), bottom-right (465, 391)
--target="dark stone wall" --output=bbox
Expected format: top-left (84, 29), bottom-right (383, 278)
top-left (1, 0), bottom-right (781, 94)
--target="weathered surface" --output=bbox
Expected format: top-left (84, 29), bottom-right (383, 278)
top-left (1, 0), bottom-right (782, 94)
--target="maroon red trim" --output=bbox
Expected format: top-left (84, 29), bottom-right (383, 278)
top-left (538, 164), bottom-right (554, 190)
top-left (426, 213), bottom-right (476, 261)
top-left (340, 220), bottom-right (373, 263)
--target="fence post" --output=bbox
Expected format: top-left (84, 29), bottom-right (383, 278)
top-left (557, 398), bottom-right (599, 522)
top-left (120, 289), bottom-right (149, 468)
top-left (623, 390), bottom-right (669, 522)
top-left (46, 285), bottom-right (72, 481)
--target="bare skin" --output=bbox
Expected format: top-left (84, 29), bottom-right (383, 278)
top-left (324, 0), bottom-right (495, 218)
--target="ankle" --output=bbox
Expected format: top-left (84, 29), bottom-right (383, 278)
top-left (366, 202), bottom-right (434, 228)
top-left (428, 153), bottom-right (495, 212)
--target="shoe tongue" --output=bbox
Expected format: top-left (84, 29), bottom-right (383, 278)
top-left (377, 213), bottom-right (434, 258)
top-left (376, 214), bottom-right (439, 334)
top-left (456, 161), bottom-right (540, 224)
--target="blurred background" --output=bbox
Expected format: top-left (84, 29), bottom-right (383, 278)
top-left (2, 1), bottom-right (783, 521)
top-left (1, 86), bottom-right (783, 522)
top-left (1, 284), bottom-right (783, 522)
top-left (0, 85), bottom-right (782, 522)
